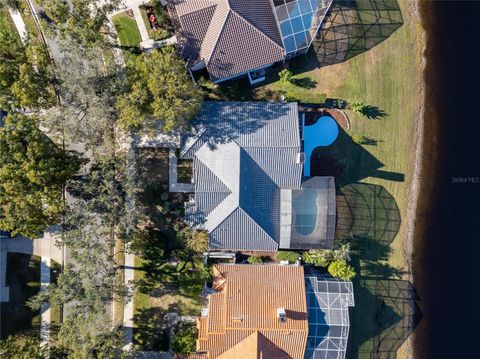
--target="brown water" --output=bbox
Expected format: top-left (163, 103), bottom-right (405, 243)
top-left (413, 1), bottom-right (480, 358)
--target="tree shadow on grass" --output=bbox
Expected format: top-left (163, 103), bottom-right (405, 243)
top-left (362, 105), bottom-right (389, 120)
top-left (313, 0), bottom-right (404, 66)
top-left (132, 307), bottom-right (169, 351)
top-left (290, 77), bottom-right (318, 89)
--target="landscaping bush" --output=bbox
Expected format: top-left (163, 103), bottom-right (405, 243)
top-left (172, 326), bottom-right (197, 355)
top-left (303, 249), bottom-right (331, 268)
top-left (247, 255), bottom-right (263, 264)
top-left (275, 251), bottom-right (301, 263)
top-left (279, 69), bottom-right (293, 82)
top-left (351, 133), bottom-right (364, 144)
top-left (328, 260), bottom-right (356, 281)
top-left (349, 101), bottom-right (368, 116)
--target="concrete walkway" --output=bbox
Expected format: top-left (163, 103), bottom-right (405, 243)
top-left (40, 257), bottom-right (51, 347)
top-left (123, 250), bottom-right (135, 351)
top-left (132, 5), bottom-right (149, 42)
top-left (168, 149), bottom-right (194, 193)
top-left (8, 8), bottom-right (28, 43)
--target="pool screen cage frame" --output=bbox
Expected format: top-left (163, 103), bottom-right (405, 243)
top-left (273, 0), bottom-right (335, 58)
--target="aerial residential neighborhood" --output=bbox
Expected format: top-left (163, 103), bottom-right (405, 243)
top-left (1, 0), bottom-right (479, 358)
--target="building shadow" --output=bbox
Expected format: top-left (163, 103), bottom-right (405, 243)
top-left (347, 278), bottom-right (421, 359)
top-left (312, 0), bottom-right (403, 66)
top-left (310, 127), bottom-right (404, 186)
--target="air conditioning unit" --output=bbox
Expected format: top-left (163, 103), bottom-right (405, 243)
top-left (277, 308), bottom-right (287, 323)
top-left (296, 152), bottom-right (305, 164)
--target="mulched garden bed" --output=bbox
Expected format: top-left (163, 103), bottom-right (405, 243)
top-left (302, 108), bottom-right (350, 130)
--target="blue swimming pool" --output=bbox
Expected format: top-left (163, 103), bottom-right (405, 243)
top-left (293, 189), bottom-right (318, 235)
top-left (303, 115), bottom-right (339, 176)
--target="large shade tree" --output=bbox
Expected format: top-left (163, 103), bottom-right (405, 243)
top-left (0, 114), bottom-right (81, 237)
top-left (116, 46), bottom-right (203, 135)
top-left (0, 17), bottom-right (56, 110)
top-left (38, 0), bottom-right (121, 48)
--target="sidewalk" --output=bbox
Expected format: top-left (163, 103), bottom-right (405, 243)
top-left (8, 8), bottom-right (28, 43)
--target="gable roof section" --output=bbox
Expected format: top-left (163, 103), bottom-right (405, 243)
top-left (194, 264), bottom-right (308, 359)
top-left (169, 0), bottom-right (285, 81)
top-left (182, 102), bottom-right (302, 251)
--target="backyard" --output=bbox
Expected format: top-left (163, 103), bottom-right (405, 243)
top-left (132, 147), bottom-right (205, 350)
top-left (200, 0), bottom-right (422, 357)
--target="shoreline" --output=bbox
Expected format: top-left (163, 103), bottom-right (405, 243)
top-left (403, 1), bottom-right (428, 357)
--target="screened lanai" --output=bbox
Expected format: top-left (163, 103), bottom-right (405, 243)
top-left (273, 0), bottom-right (334, 56)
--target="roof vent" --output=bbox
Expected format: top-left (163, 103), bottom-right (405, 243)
top-left (277, 308), bottom-right (287, 323)
top-left (296, 152), bottom-right (305, 164)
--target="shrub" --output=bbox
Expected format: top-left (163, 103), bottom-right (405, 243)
top-left (328, 260), bottom-right (356, 281)
top-left (351, 133), bottom-right (364, 144)
top-left (349, 101), bottom-right (368, 116)
top-left (172, 326), bottom-right (197, 355)
top-left (247, 255), bottom-right (263, 264)
top-left (275, 251), bottom-right (301, 263)
top-left (303, 249), bottom-right (331, 267)
top-left (317, 93), bottom-right (327, 104)
top-left (279, 69), bottom-right (293, 82)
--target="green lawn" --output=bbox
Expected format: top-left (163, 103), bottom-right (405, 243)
top-left (201, 0), bottom-right (422, 357)
top-left (112, 12), bottom-right (142, 64)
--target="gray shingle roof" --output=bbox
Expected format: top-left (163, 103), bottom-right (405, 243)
top-left (168, 0), bottom-right (285, 81)
top-left (182, 102), bottom-right (302, 251)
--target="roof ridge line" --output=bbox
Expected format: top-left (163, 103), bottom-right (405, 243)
top-left (195, 156), bottom-right (233, 194)
top-left (228, 9), bottom-right (285, 53)
top-left (236, 207), bottom-right (278, 246)
top-left (204, 3), bottom-right (231, 64)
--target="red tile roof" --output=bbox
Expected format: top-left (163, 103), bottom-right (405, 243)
top-left (190, 264), bottom-right (308, 359)
top-left (168, 0), bottom-right (285, 81)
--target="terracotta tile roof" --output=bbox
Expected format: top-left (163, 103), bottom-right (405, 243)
top-left (192, 264), bottom-right (308, 359)
top-left (168, 0), bottom-right (285, 82)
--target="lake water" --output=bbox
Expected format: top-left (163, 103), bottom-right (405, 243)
top-left (414, 1), bottom-right (480, 358)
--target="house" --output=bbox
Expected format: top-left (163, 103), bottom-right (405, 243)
top-left (188, 264), bottom-right (354, 359)
top-left (180, 101), bottom-right (336, 252)
top-left (167, 0), bottom-right (334, 84)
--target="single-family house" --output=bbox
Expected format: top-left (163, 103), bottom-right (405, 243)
top-left (167, 0), bottom-right (334, 83)
top-left (181, 101), bottom-right (336, 252)
top-left (188, 264), bottom-right (354, 359)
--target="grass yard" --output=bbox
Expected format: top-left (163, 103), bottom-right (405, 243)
top-left (0, 254), bottom-right (41, 340)
top-left (201, 0), bottom-right (423, 358)
top-left (112, 12), bottom-right (142, 64)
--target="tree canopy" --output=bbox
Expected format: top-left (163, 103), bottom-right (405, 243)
top-left (171, 326), bottom-right (197, 355)
top-left (54, 310), bottom-right (125, 359)
top-left (38, 0), bottom-right (121, 48)
top-left (0, 336), bottom-right (47, 359)
top-left (0, 18), bottom-right (56, 110)
top-left (0, 114), bottom-right (81, 237)
top-left (116, 46), bottom-right (203, 135)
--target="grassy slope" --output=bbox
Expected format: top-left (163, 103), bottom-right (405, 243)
top-left (280, 2), bottom-right (422, 358)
